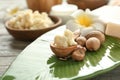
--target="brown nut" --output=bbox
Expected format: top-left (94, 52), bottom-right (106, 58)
top-left (50, 42), bottom-right (77, 58)
top-left (73, 29), bottom-right (81, 40)
top-left (76, 36), bottom-right (87, 46)
top-left (86, 37), bottom-right (101, 51)
top-left (72, 45), bottom-right (86, 61)
top-left (85, 31), bottom-right (105, 44)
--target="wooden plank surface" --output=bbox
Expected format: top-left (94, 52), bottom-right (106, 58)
top-left (0, 25), bottom-right (30, 76)
top-left (0, 0), bottom-right (30, 77)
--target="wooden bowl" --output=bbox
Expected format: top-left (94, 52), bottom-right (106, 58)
top-left (50, 42), bottom-right (77, 57)
top-left (67, 0), bottom-right (109, 10)
top-left (5, 16), bottom-right (62, 41)
top-left (26, 0), bottom-right (62, 13)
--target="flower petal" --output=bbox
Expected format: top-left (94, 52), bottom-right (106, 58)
top-left (92, 22), bottom-right (105, 33)
top-left (85, 9), bottom-right (98, 21)
top-left (71, 9), bottom-right (84, 19)
top-left (85, 8), bottom-right (91, 13)
top-left (81, 27), bottom-right (95, 36)
top-left (66, 20), bottom-right (81, 32)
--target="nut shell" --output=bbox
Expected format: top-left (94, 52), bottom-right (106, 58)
top-left (73, 29), bottom-right (81, 40)
top-left (85, 31), bottom-right (105, 43)
top-left (50, 42), bottom-right (77, 57)
top-left (76, 36), bottom-right (86, 46)
top-left (72, 45), bottom-right (86, 61)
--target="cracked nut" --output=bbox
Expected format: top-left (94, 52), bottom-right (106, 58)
top-left (50, 42), bottom-right (77, 58)
top-left (72, 45), bottom-right (86, 61)
top-left (76, 36), bottom-right (86, 46)
top-left (85, 31), bottom-right (105, 44)
top-left (73, 29), bottom-right (81, 40)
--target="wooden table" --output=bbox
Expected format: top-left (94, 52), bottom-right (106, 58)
top-left (0, 0), bottom-right (30, 77)
top-left (0, 0), bottom-right (120, 80)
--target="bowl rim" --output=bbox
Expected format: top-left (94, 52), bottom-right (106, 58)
top-left (5, 15), bottom-right (62, 31)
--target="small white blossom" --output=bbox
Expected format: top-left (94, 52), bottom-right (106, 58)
top-left (66, 9), bottom-right (105, 36)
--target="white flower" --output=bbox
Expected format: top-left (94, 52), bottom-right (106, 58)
top-left (66, 9), bottom-right (105, 36)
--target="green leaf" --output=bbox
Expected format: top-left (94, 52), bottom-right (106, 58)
top-left (1, 26), bottom-right (120, 80)
top-left (2, 75), bottom-right (15, 80)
